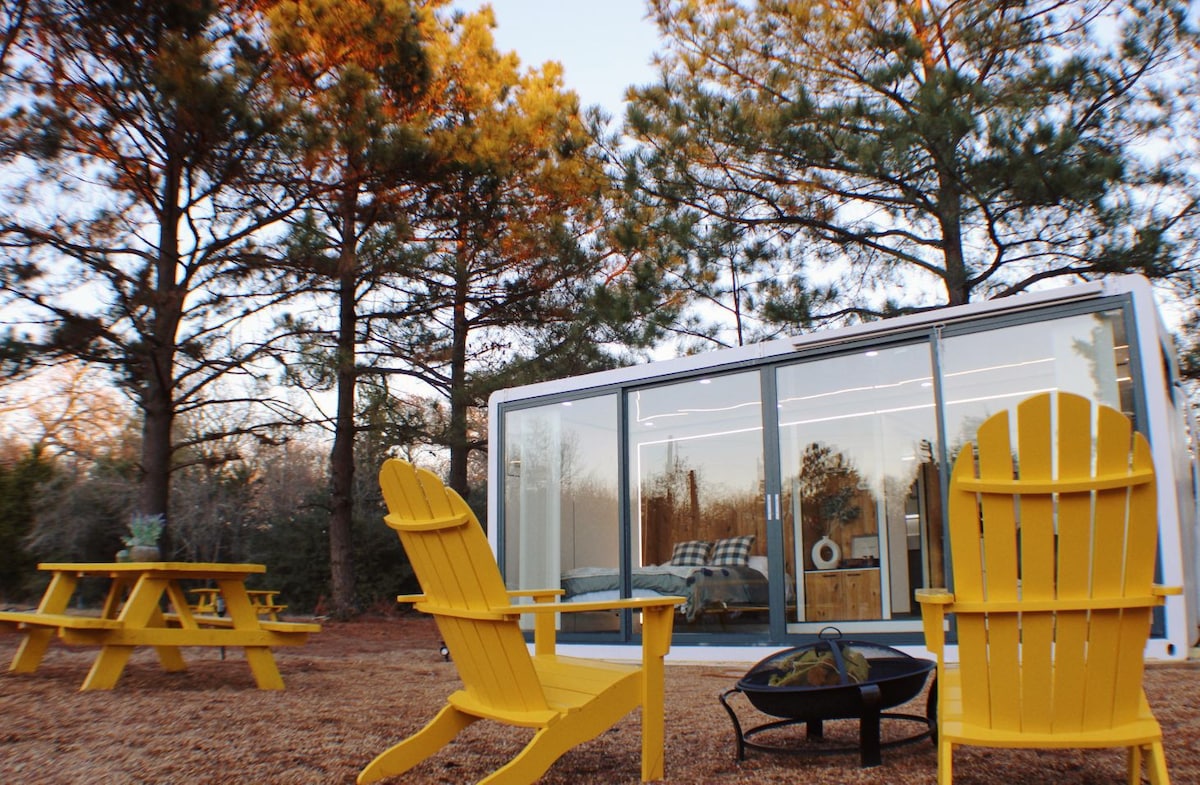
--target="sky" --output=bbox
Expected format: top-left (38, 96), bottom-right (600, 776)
top-left (450, 0), bottom-right (662, 119)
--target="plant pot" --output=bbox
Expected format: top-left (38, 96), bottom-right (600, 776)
top-left (128, 545), bottom-right (161, 561)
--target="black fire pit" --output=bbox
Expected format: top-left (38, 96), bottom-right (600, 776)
top-left (719, 632), bottom-right (934, 767)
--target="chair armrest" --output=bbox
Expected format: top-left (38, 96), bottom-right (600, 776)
top-left (915, 588), bottom-right (953, 659)
top-left (915, 588), bottom-right (954, 605)
top-left (510, 596), bottom-right (685, 615)
top-left (510, 597), bottom-right (687, 657)
top-left (400, 595), bottom-right (686, 658)
top-left (1152, 584), bottom-right (1183, 597)
top-left (397, 589), bottom-right (569, 605)
top-left (400, 595), bottom-right (685, 615)
top-left (508, 588), bottom-right (565, 600)
top-left (515, 598), bottom-right (681, 661)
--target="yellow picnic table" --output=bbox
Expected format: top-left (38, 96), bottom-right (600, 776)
top-left (189, 586), bottom-right (223, 614)
top-left (190, 587), bottom-right (287, 620)
top-left (0, 562), bottom-right (320, 691)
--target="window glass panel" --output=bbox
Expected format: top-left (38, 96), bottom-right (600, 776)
top-left (777, 343), bottom-right (939, 630)
top-left (940, 309), bottom-right (1133, 456)
top-left (627, 372), bottom-right (768, 632)
top-left (503, 395), bottom-right (619, 632)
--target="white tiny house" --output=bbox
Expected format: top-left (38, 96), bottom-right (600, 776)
top-left (488, 276), bottom-right (1198, 661)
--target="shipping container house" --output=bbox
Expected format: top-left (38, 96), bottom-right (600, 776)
top-left (487, 276), bottom-right (1198, 662)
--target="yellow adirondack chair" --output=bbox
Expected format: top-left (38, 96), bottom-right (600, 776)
top-left (362, 458), bottom-right (684, 785)
top-left (917, 391), bottom-right (1179, 785)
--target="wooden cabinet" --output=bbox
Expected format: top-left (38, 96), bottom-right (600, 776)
top-left (803, 568), bottom-right (881, 621)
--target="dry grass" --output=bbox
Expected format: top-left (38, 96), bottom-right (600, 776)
top-left (2, 615), bottom-right (1199, 784)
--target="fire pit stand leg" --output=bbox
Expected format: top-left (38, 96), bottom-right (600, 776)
top-left (719, 688), bottom-right (748, 761)
top-left (858, 683), bottom-right (883, 767)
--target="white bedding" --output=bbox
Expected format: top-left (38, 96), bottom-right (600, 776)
top-left (561, 565), bottom-right (699, 581)
top-left (564, 589), bottom-right (667, 603)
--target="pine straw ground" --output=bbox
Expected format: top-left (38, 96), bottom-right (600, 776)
top-left (2, 615), bottom-right (1200, 785)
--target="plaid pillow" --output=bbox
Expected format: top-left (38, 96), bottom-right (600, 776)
top-left (709, 535), bottom-right (755, 567)
top-left (670, 540), bottom-right (711, 567)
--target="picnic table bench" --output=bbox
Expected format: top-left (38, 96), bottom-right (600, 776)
top-left (0, 562), bottom-right (319, 691)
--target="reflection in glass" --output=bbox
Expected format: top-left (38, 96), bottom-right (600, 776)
top-left (627, 373), bottom-right (768, 632)
top-left (503, 395), bottom-right (619, 632)
top-left (777, 344), bottom-right (940, 629)
top-left (940, 310), bottom-right (1132, 459)
top-left (498, 307), bottom-right (1140, 642)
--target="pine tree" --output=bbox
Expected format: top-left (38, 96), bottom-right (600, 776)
top-left (0, 0), bottom-right (302, 536)
top-left (626, 0), bottom-right (1200, 331)
top-left (373, 6), bottom-right (621, 496)
top-left (267, 0), bottom-right (435, 616)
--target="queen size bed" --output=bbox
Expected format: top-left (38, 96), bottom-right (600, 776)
top-left (560, 537), bottom-right (770, 622)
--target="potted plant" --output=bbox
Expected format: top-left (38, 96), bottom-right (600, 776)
top-left (799, 444), bottom-right (862, 570)
top-left (118, 513), bottom-right (165, 561)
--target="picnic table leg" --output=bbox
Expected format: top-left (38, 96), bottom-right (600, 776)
top-left (147, 605), bottom-right (188, 673)
top-left (81, 645), bottom-right (136, 690)
top-left (100, 577), bottom-right (132, 618)
top-left (243, 647), bottom-right (285, 690)
top-left (218, 578), bottom-right (285, 690)
top-left (9, 630), bottom-right (56, 673)
top-left (82, 576), bottom-right (177, 690)
top-left (10, 572), bottom-right (78, 673)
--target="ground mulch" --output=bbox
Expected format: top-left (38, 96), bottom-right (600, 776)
top-left (2, 614), bottom-right (1199, 784)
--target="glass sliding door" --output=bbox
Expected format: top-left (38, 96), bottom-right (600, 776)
top-left (502, 394), bottom-right (620, 632)
top-left (627, 372), bottom-right (769, 633)
top-left (776, 343), bottom-right (940, 631)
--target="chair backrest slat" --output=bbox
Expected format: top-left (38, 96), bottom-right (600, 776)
top-left (380, 459), bottom-right (549, 716)
top-left (1013, 393), bottom-right (1055, 733)
top-left (948, 392), bottom-right (1158, 736)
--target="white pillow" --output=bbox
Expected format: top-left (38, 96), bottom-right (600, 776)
top-left (747, 555), bottom-right (769, 578)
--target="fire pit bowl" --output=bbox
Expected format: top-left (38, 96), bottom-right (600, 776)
top-left (719, 635), bottom-right (934, 767)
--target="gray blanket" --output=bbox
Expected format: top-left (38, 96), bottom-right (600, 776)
top-left (561, 565), bottom-right (769, 622)
top-left (683, 565), bottom-right (769, 620)
top-left (561, 566), bottom-right (692, 598)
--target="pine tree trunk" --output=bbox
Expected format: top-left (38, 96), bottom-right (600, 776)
top-left (937, 167), bottom-right (971, 307)
top-left (139, 157), bottom-right (184, 551)
top-left (328, 186), bottom-right (359, 618)
top-left (447, 239), bottom-right (471, 499)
